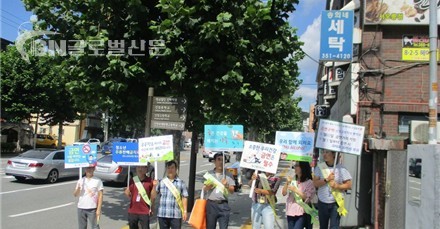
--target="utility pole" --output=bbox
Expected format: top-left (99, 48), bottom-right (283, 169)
top-left (428, 0), bottom-right (438, 144)
top-left (187, 131), bottom-right (198, 212)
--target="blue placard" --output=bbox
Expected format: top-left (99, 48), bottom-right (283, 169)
top-left (65, 144), bottom-right (98, 168)
top-left (320, 10), bottom-right (354, 61)
top-left (204, 125), bottom-right (244, 151)
top-left (112, 142), bottom-right (139, 165)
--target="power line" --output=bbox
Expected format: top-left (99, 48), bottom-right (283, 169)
top-left (1, 15), bottom-right (21, 27)
top-left (1, 9), bottom-right (29, 23)
top-left (0, 19), bottom-right (19, 31)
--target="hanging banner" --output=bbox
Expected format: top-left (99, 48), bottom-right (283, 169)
top-left (111, 142), bottom-right (139, 165)
top-left (275, 131), bottom-right (315, 162)
top-left (315, 119), bottom-right (365, 155)
top-left (138, 135), bottom-right (174, 163)
top-left (204, 125), bottom-right (244, 151)
top-left (240, 141), bottom-right (281, 174)
top-left (65, 144), bottom-right (98, 168)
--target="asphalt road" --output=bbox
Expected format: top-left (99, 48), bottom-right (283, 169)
top-left (0, 149), bottom-right (227, 229)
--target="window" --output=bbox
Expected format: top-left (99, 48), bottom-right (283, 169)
top-left (53, 152), bottom-right (64, 160)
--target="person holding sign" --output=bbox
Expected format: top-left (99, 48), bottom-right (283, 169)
top-left (124, 165), bottom-right (157, 229)
top-left (73, 165), bottom-right (104, 229)
top-left (203, 152), bottom-right (235, 229)
top-left (248, 171), bottom-right (281, 229)
top-left (313, 150), bottom-right (352, 229)
top-left (282, 161), bottom-right (316, 229)
top-left (154, 160), bottom-right (188, 229)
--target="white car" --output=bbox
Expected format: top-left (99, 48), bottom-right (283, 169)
top-left (73, 138), bottom-right (101, 150)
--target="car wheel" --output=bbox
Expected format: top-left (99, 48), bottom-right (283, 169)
top-left (14, 176), bottom-right (26, 182)
top-left (46, 169), bottom-right (59, 183)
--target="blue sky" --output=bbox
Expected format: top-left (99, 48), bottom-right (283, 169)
top-left (0, 0), bottom-right (324, 112)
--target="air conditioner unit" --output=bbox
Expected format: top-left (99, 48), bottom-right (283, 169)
top-left (410, 120), bottom-right (440, 143)
top-left (329, 86), bottom-right (336, 95)
top-left (315, 105), bottom-right (329, 117)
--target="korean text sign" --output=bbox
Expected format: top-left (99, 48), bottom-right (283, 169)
top-left (112, 142), bottom-right (139, 165)
top-left (65, 144), bottom-right (98, 168)
top-left (315, 119), bottom-right (365, 155)
top-left (204, 125), bottom-right (244, 151)
top-left (275, 131), bottom-right (315, 162)
top-left (320, 10), bottom-right (354, 61)
top-left (138, 135), bottom-right (174, 163)
top-left (240, 141), bottom-right (281, 174)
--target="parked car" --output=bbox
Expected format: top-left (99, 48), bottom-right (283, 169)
top-left (126, 138), bottom-right (138, 143)
top-left (73, 138), bottom-right (101, 150)
top-left (94, 154), bottom-right (154, 184)
top-left (5, 149), bottom-right (78, 183)
top-left (208, 151), bottom-right (231, 163)
top-left (101, 138), bottom-right (127, 154)
top-left (35, 134), bottom-right (65, 148)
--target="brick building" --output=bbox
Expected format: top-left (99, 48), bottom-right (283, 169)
top-left (314, 0), bottom-right (439, 228)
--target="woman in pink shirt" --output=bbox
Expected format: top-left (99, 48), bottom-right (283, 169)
top-left (282, 161), bottom-right (316, 229)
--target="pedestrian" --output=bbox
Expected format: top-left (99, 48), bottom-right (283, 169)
top-left (313, 151), bottom-right (352, 229)
top-left (249, 171), bottom-right (281, 229)
top-left (73, 165), bottom-right (104, 229)
top-left (124, 165), bottom-right (157, 229)
top-left (282, 161), bottom-right (316, 229)
top-left (154, 160), bottom-right (189, 229)
top-left (203, 152), bottom-right (235, 229)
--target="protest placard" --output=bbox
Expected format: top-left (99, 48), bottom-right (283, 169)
top-left (65, 144), bottom-right (98, 168)
top-left (204, 125), bottom-right (244, 151)
top-left (240, 141), bottom-right (281, 174)
top-left (138, 135), bottom-right (174, 163)
top-left (315, 119), bottom-right (365, 155)
top-left (111, 142), bottom-right (139, 165)
top-left (275, 131), bottom-right (315, 162)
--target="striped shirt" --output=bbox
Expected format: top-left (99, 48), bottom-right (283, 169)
top-left (314, 163), bottom-right (352, 204)
top-left (156, 177), bottom-right (188, 218)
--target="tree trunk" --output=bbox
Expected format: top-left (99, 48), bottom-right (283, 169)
top-left (57, 121), bottom-right (63, 149)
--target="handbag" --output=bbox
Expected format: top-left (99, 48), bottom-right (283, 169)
top-left (188, 189), bottom-right (207, 229)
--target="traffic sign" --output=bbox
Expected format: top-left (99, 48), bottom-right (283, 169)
top-left (151, 120), bottom-right (185, 130)
top-left (151, 96), bottom-right (187, 130)
top-left (152, 112), bottom-right (187, 122)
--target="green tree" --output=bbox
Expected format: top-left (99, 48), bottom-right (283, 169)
top-left (1, 45), bottom-right (80, 148)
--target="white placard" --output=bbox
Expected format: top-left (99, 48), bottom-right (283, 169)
top-left (315, 119), bottom-right (365, 155)
top-left (240, 141), bottom-right (281, 174)
top-left (138, 135), bottom-right (174, 163)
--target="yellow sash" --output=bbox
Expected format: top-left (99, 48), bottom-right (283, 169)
top-left (162, 177), bottom-right (185, 215)
top-left (203, 172), bottom-right (228, 197)
top-left (318, 163), bottom-right (348, 216)
top-left (290, 179), bottom-right (318, 224)
top-left (258, 174), bottom-right (277, 217)
top-left (133, 176), bottom-right (151, 206)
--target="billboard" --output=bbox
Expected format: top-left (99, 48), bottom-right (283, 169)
top-left (365, 0), bottom-right (440, 25)
top-left (320, 10), bottom-right (354, 61)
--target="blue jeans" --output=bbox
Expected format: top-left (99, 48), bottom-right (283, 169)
top-left (77, 208), bottom-right (99, 229)
top-left (318, 201), bottom-right (340, 229)
top-left (251, 203), bottom-right (274, 229)
top-left (206, 200), bottom-right (230, 229)
top-left (287, 215), bottom-right (305, 229)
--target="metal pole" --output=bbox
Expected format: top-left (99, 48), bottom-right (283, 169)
top-left (104, 109), bottom-right (109, 142)
top-left (145, 87), bottom-right (154, 137)
top-left (187, 131), bottom-right (198, 212)
top-left (428, 0), bottom-right (438, 144)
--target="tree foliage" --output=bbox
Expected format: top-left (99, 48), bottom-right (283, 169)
top-left (15, 0), bottom-right (304, 139)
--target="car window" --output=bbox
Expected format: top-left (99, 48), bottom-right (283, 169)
top-left (53, 152), bottom-right (64, 160)
top-left (98, 155), bottom-right (113, 163)
top-left (19, 150), bottom-right (52, 159)
top-left (47, 135), bottom-right (54, 140)
top-left (79, 139), bottom-right (89, 142)
top-left (37, 134), bottom-right (44, 139)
